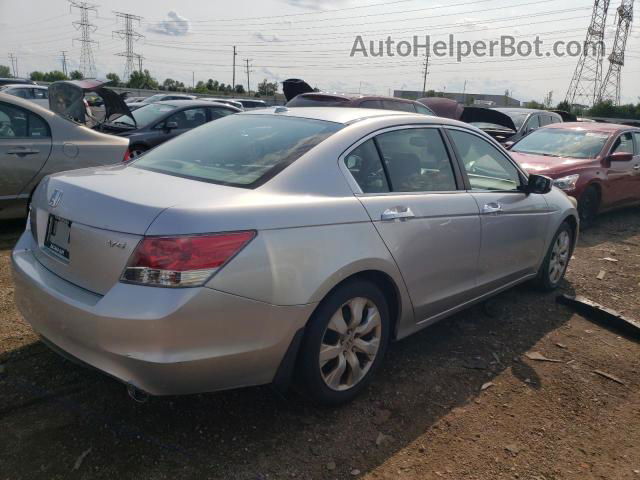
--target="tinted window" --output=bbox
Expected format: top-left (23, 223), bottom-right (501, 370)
top-left (286, 94), bottom-right (350, 107)
top-left (0, 103), bottom-right (49, 138)
top-left (539, 116), bottom-right (553, 126)
top-left (344, 139), bottom-right (389, 193)
top-left (117, 103), bottom-right (178, 127)
top-left (32, 88), bottom-right (47, 99)
top-left (526, 115), bottom-right (540, 131)
top-left (165, 107), bottom-right (207, 129)
top-left (612, 132), bottom-right (634, 154)
top-left (359, 100), bottom-right (383, 109)
top-left (376, 128), bottom-right (457, 192)
top-left (381, 100), bottom-right (416, 113)
top-left (449, 129), bottom-right (521, 191)
top-left (512, 128), bottom-right (609, 159)
top-left (208, 107), bottom-right (236, 119)
top-left (134, 115), bottom-right (343, 188)
top-left (415, 104), bottom-right (434, 115)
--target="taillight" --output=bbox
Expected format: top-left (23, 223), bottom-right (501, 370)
top-left (122, 149), bottom-right (132, 163)
top-left (121, 231), bottom-right (256, 287)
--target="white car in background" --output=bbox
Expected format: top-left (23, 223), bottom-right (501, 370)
top-left (0, 84), bottom-right (49, 109)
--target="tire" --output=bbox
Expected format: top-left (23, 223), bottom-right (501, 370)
top-left (533, 221), bottom-right (574, 291)
top-left (129, 145), bottom-right (148, 159)
top-left (578, 186), bottom-right (599, 229)
top-left (296, 279), bottom-right (390, 405)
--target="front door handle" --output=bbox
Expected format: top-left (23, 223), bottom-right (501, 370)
top-left (381, 206), bottom-right (415, 221)
top-left (7, 148), bottom-right (39, 156)
top-left (633, 164), bottom-right (640, 170)
top-left (482, 202), bottom-right (503, 215)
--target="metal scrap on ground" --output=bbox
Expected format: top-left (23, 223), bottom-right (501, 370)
top-left (557, 294), bottom-right (640, 339)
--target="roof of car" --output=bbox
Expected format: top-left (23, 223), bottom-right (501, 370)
top-left (296, 92), bottom-right (420, 104)
top-left (544, 122), bottom-right (640, 133)
top-left (156, 99), bottom-right (241, 109)
top-left (243, 106), bottom-right (461, 126)
top-left (0, 83), bottom-right (47, 89)
top-left (494, 108), bottom-right (560, 115)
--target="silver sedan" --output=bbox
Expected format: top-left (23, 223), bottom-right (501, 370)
top-left (0, 93), bottom-right (129, 219)
top-left (12, 107), bottom-right (578, 405)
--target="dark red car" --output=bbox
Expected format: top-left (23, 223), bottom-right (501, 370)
top-left (509, 123), bottom-right (640, 226)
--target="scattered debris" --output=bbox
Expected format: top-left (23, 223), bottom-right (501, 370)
top-left (602, 257), bottom-right (619, 263)
top-left (375, 432), bottom-right (393, 447)
top-left (72, 448), bottom-right (92, 471)
top-left (326, 461), bottom-right (336, 471)
top-left (351, 469), bottom-right (361, 476)
top-left (597, 270), bottom-right (607, 280)
top-left (505, 444), bottom-right (520, 456)
top-left (594, 370), bottom-right (625, 386)
top-left (556, 343), bottom-right (568, 349)
top-left (481, 382), bottom-right (495, 391)
top-left (372, 408), bottom-right (391, 426)
top-left (525, 352), bottom-right (563, 363)
top-left (557, 294), bottom-right (640, 339)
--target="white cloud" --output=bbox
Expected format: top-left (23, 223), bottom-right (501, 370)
top-left (284, 0), bottom-right (349, 11)
top-left (148, 11), bottom-right (190, 36)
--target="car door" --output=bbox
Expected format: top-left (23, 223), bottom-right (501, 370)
top-left (342, 126), bottom-right (481, 323)
top-left (152, 107), bottom-right (208, 147)
top-left (606, 132), bottom-right (637, 206)
top-left (0, 101), bottom-right (52, 200)
top-left (446, 127), bottom-right (551, 293)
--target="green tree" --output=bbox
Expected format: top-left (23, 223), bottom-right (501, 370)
top-left (0, 65), bottom-right (11, 77)
top-left (69, 70), bottom-right (84, 80)
top-left (128, 70), bottom-right (158, 89)
top-left (556, 100), bottom-right (571, 112)
top-left (163, 78), bottom-right (177, 91)
top-left (30, 71), bottom-right (45, 81)
top-left (234, 84), bottom-right (245, 94)
top-left (42, 71), bottom-right (68, 82)
top-left (195, 80), bottom-right (207, 93)
top-left (524, 100), bottom-right (546, 109)
top-left (257, 79), bottom-right (278, 96)
top-left (106, 72), bottom-right (121, 86)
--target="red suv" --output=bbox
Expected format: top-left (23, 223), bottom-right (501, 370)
top-left (509, 122), bottom-right (640, 226)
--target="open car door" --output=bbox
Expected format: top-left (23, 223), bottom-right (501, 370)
top-left (49, 79), bottom-right (135, 126)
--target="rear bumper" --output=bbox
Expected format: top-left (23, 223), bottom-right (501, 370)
top-left (11, 231), bottom-right (315, 395)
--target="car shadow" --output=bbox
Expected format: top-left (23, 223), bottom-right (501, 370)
top-left (578, 206), bottom-right (640, 249)
top-left (0, 280), bottom-right (578, 479)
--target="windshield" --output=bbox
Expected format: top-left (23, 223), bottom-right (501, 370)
top-left (512, 128), bottom-right (609, 159)
top-left (133, 114), bottom-right (343, 188)
top-left (113, 103), bottom-right (177, 127)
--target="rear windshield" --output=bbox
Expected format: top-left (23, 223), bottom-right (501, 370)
top-left (133, 114), bottom-right (344, 188)
top-left (512, 128), bottom-right (609, 159)
top-left (287, 94), bottom-right (351, 107)
top-left (114, 103), bottom-right (177, 127)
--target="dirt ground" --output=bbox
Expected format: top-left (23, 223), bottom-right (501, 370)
top-left (1, 209), bottom-right (639, 480)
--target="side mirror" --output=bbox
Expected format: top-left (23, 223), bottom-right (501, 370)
top-left (503, 141), bottom-right (515, 150)
top-left (524, 174), bottom-right (552, 195)
top-left (606, 152), bottom-right (634, 163)
top-left (165, 121), bottom-right (178, 131)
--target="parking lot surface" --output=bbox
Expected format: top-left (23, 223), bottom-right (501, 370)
top-left (1, 210), bottom-right (639, 480)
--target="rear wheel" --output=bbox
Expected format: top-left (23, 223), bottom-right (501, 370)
top-left (297, 280), bottom-right (390, 405)
top-left (129, 145), bottom-right (148, 159)
top-left (578, 186), bottom-right (599, 229)
top-left (533, 221), bottom-right (573, 291)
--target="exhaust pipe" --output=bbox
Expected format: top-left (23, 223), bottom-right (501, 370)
top-left (127, 383), bottom-right (150, 403)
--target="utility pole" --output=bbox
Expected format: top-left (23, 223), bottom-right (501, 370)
top-left (113, 11), bottom-right (144, 82)
top-left (232, 46), bottom-right (237, 89)
top-left (244, 59), bottom-right (253, 94)
top-left (70, 0), bottom-right (98, 79)
top-left (192, 71), bottom-right (195, 89)
top-left (61, 51), bottom-right (69, 76)
top-left (136, 54), bottom-right (143, 73)
top-left (8, 53), bottom-right (18, 77)
top-left (421, 52), bottom-right (430, 96)
top-left (463, 80), bottom-right (468, 104)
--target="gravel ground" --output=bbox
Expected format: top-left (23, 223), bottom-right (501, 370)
top-left (1, 209), bottom-right (639, 480)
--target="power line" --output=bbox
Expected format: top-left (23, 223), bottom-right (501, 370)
top-left (8, 53), bottom-right (18, 77)
top-left (244, 58), bottom-right (253, 93)
top-left (70, 0), bottom-right (98, 78)
top-left (113, 11), bottom-right (144, 81)
top-left (422, 52), bottom-right (430, 95)
top-left (599, 0), bottom-right (635, 104)
top-left (232, 46), bottom-right (237, 88)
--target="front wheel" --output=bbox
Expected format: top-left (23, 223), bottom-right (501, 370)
top-left (296, 280), bottom-right (390, 405)
top-left (533, 221), bottom-right (574, 291)
top-left (578, 186), bottom-right (599, 229)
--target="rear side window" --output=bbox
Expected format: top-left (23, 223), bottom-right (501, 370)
top-left (415, 104), bottom-right (434, 115)
top-left (134, 114), bottom-right (343, 188)
top-left (359, 100), bottom-right (383, 109)
top-left (344, 140), bottom-right (390, 193)
top-left (208, 107), bottom-right (236, 119)
top-left (287, 94), bottom-right (351, 107)
top-left (634, 132), bottom-right (640, 154)
top-left (0, 102), bottom-right (50, 138)
top-left (382, 100), bottom-right (416, 113)
top-left (449, 129), bottom-right (521, 191)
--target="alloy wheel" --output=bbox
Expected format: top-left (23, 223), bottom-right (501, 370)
top-left (549, 230), bottom-right (571, 284)
top-left (319, 297), bottom-right (382, 391)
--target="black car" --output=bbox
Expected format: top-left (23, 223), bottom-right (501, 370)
top-left (99, 100), bottom-right (240, 158)
top-left (0, 78), bottom-right (36, 87)
top-left (492, 108), bottom-right (564, 146)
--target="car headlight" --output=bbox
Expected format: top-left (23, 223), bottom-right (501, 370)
top-left (553, 174), bottom-right (579, 191)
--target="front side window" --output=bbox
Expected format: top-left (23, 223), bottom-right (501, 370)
top-left (415, 104), bottom-right (434, 115)
top-left (344, 139), bottom-right (389, 193)
top-left (382, 100), bottom-right (415, 113)
top-left (134, 115), bottom-right (343, 188)
top-left (208, 107), bottom-right (236, 119)
top-left (376, 128), bottom-right (457, 192)
top-left (165, 107), bottom-right (207, 129)
top-left (612, 132), bottom-right (634, 154)
top-left (449, 129), bottom-right (521, 191)
top-left (525, 115), bottom-right (540, 132)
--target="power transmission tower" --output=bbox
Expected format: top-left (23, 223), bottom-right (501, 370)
top-left (113, 11), bottom-right (144, 82)
top-left (565, 0), bottom-right (611, 106)
top-left (8, 53), bottom-right (18, 77)
top-left (421, 52), bottom-right (430, 96)
top-left (232, 46), bottom-right (237, 89)
top-left (70, 0), bottom-right (98, 79)
top-left (599, 0), bottom-right (634, 104)
top-left (61, 51), bottom-right (69, 76)
top-left (244, 59), bottom-right (253, 94)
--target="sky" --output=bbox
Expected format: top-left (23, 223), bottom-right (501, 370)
top-left (0, 0), bottom-right (639, 104)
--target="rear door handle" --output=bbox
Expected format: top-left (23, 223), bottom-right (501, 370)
top-left (7, 148), bottom-right (39, 156)
top-left (482, 202), bottom-right (503, 215)
top-left (381, 206), bottom-right (415, 221)
top-left (634, 164), bottom-right (640, 170)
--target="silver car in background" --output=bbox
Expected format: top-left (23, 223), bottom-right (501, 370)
top-left (0, 93), bottom-right (129, 219)
top-left (12, 107), bottom-right (578, 405)
top-left (0, 84), bottom-right (50, 109)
